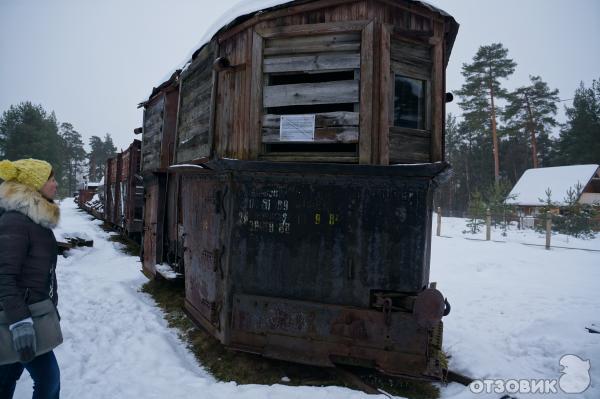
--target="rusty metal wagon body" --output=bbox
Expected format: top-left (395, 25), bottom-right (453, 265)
top-left (136, 0), bottom-right (459, 379)
top-left (177, 159), bottom-right (448, 377)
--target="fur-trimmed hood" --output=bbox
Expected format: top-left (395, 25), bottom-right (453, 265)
top-left (0, 181), bottom-right (60, 229)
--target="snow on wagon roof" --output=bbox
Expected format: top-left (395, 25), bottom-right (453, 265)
top-left (148, 0), bottom-right (457, 99)
top-left (506, 164), bottom-right (600, 206)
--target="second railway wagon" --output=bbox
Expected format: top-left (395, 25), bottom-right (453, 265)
top-left (138, 0), bottom-right (458, 380)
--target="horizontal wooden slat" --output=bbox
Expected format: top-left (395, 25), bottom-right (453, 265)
top-left (263, 43), bottom-right (361, 56)
top-left (262, 126), bottom-right (358, 143)
top-left (263, 80), bottom-right (359, 107)
top-left (264, 32), bottom-right (361, 56)
top-left (259, 154), bottom-right (358, 163)
top-left (266, 32), bottom-right (360, 48)
top-left (389, 127), bottom-right (431, 163)
top-left (256, 20), bottom-right (369, 39)
top-left (390, 39), bottom-right (432, 79)
top-left (264, 53), bottom-right (360, 73)
top-left (391, 60), bottom-right (431, 81)
top-left (262, 112), bottom-right (359, 128)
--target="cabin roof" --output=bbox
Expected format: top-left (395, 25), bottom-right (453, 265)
top-left (506, 164), bottom-right (600, 206)
top-left (143, 0), bottom-right (458, 103)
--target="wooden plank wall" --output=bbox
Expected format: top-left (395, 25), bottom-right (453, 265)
top-left (161, 88), bottom-right (179, 168)
top-left (142, 96), bottom-right (164, 172)
top-left (214, 31), bottom-right (252, 160)
top-left (176, 42), bottom-right (215, 163)
top-left (207, 0), bottom-right (447, 164)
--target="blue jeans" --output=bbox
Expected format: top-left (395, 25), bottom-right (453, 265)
top-left (0, 351), bottom-right (60, 399)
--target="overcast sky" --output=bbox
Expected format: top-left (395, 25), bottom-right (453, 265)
top-left (1, 0), bottom-right (599, 151)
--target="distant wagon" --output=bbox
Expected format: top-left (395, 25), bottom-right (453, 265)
top-left (103, 140), bottom-right (143, 239)
top-left (138, 0), bottom-right (458, 380)
top-left (137, 71), bottom-right (183, 277)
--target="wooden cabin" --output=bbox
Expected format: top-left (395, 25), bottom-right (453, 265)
top-left (157, 0), bottom-right (458, 167)
top-left (507, 164), bottom-right (600, 229)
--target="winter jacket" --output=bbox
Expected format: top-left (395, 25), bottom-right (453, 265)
top-left (0, 181), bottom-right (59, 325)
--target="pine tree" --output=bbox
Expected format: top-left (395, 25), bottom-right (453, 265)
top-left (464, 191), bottom-right (486, 234)
top-left (59, 122), bottom-right (87, 195)
top-left (456, 43), bottom-right (516, 184)
top-left (552, 78), bottom-right (600, 165)
top-left (436, 113), bottom-right (473, 214)
top-left (0, 102), bottom-right (63, 186)
top-left (504, 75), bottom-right (559, 169)
top-left (88, 134), bottom-right (117, 182)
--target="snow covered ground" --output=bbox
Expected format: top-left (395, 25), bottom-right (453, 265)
top-left (13, 201), bottom-right (599, 399)
top-left (432, 215), bottom-right (600, 399)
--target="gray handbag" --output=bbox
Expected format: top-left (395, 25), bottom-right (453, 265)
top-left (0, 299), bottom-right (63, 365)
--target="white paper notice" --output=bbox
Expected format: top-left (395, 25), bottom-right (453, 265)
top-left (279, 114), bottom-right (315, 141)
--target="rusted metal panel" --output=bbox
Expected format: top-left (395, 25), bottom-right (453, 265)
top-left (228, 167), bottom-right (432, 306)
top-left (229, 293), bottom-right (441, 377)
top-left (181, 172), bottom-right (227, 340)
top-left (114, 153), bottom-right (123, 228)
top-left (178, 159), bottom-right (449, 379)
top-left (77, 189), bottom-right (96, 208)
top-left (162, 172), bottom-right (183, 270)
top-left (123, 140), bottom-right (143, 235)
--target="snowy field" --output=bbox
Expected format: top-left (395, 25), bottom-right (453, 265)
top-left (13, 200), bottom-right (599, 399)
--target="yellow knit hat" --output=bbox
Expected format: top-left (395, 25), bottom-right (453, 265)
top-left (0, 159), bottom-right (53, 190)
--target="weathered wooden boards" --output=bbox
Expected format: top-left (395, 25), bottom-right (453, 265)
top-left (389, 35), bottom-right (433, 164)
top-left (142, 96), bottom-right (163, 171)
top-left (176, 42), bottom-right (215, 163)
top-left (262, 111), bottom-right (358, 143)
top-left (261, 30), bottom-right (362, 151)
top-left (139, 0), bottom-right (456, 165)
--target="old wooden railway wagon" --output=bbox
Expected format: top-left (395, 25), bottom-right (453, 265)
top-left (137, 71), bottom-right (184, 278)
top-left (139, 0), bottom-right (458, 379)
top-left (103, 140), bottom-right (143, 238)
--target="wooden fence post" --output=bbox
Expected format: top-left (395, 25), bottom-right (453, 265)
top-left (436, 207), bottom-right (441, 237)
top-left (545, 211), bottom-right (552, 250)
top-left (486, 208), bottom-right (491, 241)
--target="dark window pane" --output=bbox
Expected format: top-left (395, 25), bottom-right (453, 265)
top-left (394, 75), bottom-right (426, 129)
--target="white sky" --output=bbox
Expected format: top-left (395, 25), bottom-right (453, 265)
top-left (1, 0), bottom-right (599, 150)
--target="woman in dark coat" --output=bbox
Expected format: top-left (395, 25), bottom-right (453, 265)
top-left (0, 158), bottom-right (61, 399)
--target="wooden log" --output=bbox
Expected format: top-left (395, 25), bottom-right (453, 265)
top-left (262, 111), bottom-right (359, 128)
top-left (263, 80), bottom-right (359, 107)
top-left (262, 126), bottom-right (358, 143)
top-left (263, 53), bottom-right (360, 73)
